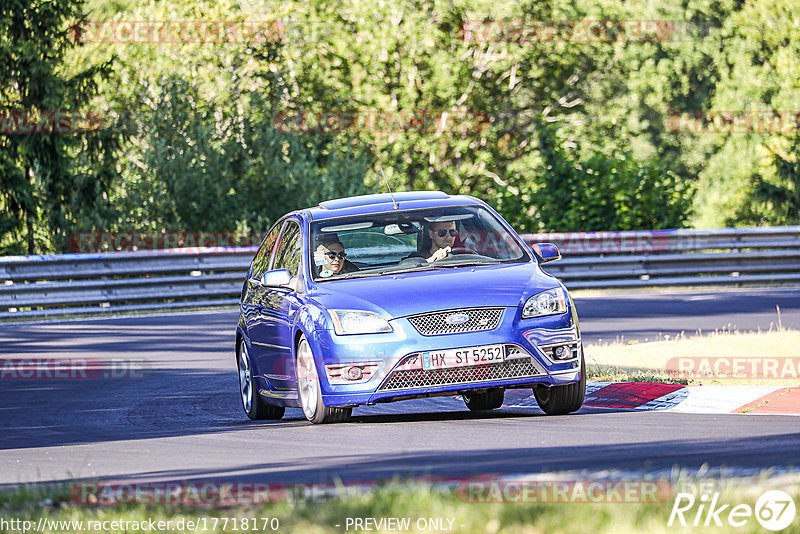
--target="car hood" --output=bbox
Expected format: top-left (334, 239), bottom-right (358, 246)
top-left (307, 262), bottom-right (561, 318)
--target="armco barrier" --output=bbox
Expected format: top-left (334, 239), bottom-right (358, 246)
top-left (526, 227), bottom-right (800, 288)
top-left (0, 248), bottom-right (256, 319)
top-left (1, 226), bottom-right (799, 319)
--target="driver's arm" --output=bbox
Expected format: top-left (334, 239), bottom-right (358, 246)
top-left (427, 246), bottom-right (451, 262)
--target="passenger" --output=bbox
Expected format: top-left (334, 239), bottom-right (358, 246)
top-left (315, 235), bottom-right (358, 277)
top-left (407, 221), bottom-right (458, 263)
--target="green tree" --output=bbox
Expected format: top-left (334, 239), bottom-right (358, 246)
top-left (272, 0), bottom-right (708, 230)
top-left (10, 0), bottom-right (794, 249)
top-left (124, 75), bottom-right (370, 233)
top-left (0, 0), bottom-right (120, 254)
top-left (514, 120), bottom-right (692, 232)
top-left (65, 0), bottom-right (370, 240)
top-left (692, 0), bottom-right (800, 226)
top-left (735, 134), bottom-right (800, 225)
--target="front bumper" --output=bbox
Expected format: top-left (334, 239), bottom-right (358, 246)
top-left (308, 305), bottom-right (582, 407)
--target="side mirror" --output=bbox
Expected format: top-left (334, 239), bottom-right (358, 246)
top-left (260, 268), bottom-right (293, 287)
top-left (532, 243), bottom-right (561, 263)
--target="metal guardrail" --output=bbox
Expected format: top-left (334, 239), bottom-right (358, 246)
top-left (525, 227), bottom-right (800, 289)
top-left (1, 226), bottom-right (799, 319)
top-left (0, 249), bottom-right (255, 319)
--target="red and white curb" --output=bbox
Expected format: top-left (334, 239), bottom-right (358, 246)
top-left (504, 382), bottom-right (800, 415)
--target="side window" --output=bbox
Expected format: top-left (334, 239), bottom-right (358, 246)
top-left (273, 221), bottom-right (302, 277)
top-left (251, 224), bottom-right (281, 279)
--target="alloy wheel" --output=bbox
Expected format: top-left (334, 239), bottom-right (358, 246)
top-left (238, 340), bottom-right (253, 413)
top-left (297, 337), bottom-right (319, 419)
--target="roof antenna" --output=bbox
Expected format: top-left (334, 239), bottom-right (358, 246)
top-left (380, 167), bottom-right (399, 210)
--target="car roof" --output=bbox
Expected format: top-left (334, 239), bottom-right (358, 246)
top-left (302, 191), bottom-right (485, 221)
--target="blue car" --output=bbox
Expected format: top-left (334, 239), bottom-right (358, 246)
top-left (235, 191), bottom-right (584, 423)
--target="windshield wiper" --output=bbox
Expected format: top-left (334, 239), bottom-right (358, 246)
top-left (325, 261), bottom-right (499, 280)
top-left (332, 271), bottom-right (385, 280)
top-left (323, 265), bottom-right (436, 280)
top-left (379, 264), bottom-right (437, 275)
top-left (431, 260), bottom-right (501, 269)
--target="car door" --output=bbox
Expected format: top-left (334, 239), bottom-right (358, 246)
top-left (242, 222), bottom-right (282, 381)
top-left (250, 219), bottom-right (303, 391)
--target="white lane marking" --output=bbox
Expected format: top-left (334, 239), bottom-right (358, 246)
top-left (670, 385), bottom-right (782, 414)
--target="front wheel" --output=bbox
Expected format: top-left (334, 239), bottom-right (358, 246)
top-left (463, 389), bottom-right (504, 411)
top-left (533, 350), bottom-right (586, 415)
top-left (296, 334), bottom-right (352, 424)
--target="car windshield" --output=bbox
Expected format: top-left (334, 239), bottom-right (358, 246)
top-left (309, 205), bottom-right (531, 281)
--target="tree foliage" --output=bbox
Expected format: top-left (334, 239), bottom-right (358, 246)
top-left (518, 122), bottom-right (692, 232)
top-left (0, 0), bottom-right (120, 254)
top-left (1, 0), bottom-right (797, 253)
top-left (736, 134), bottom-right (800, 225)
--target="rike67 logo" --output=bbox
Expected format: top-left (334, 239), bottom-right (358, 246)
top-left (669, 490), bottom-right (796, 531)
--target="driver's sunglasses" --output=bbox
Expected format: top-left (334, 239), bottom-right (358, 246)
top-left (437, 229), bottom-right (458, 237)
top-left (325, 251), bottom-right (347, 260)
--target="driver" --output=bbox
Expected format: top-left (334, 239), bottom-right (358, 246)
top-left (408, 221), bottom-right (458, 263)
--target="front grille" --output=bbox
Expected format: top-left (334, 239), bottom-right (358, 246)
top-left (378, 346), bottom-right (543, 391)
top-left (407, 307), bottom-right (504, 336)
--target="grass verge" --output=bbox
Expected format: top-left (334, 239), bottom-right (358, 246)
top-left (1, 476), bottom-right (799, 534)
top-left (585, 327), bottom-right (800, 385)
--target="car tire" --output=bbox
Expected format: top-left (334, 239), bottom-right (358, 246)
top-left (463, 388), bottom-right (504, 411)
top-left (296, 334), bottom-right (352, 424)
top-left (533, 347), bottom-right (586, 415)
top-left (238, 338), bottom-right (285, 420)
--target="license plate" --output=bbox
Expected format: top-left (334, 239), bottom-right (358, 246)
top-left (421, 344), bottom-right (505, 371)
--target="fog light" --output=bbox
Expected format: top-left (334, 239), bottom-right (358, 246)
top-left (539, 342), bottom-right (578, 362)
top-left (554, 346), bottom-right (570, 360)
top-left (344, 365), bottom-right (363, 381)
top-left (325, 362), bottom-right (382, 384)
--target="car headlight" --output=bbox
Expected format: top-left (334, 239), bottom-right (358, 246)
top-left (329, 310), bottom-right (393, 335)
top-left (522, 288), bottom-right (567, 318)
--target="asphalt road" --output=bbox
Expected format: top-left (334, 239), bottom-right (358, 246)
top-left (574, 287), bottom-right (800, 342)
top-left (1, 288), bottom-right (799, 487)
